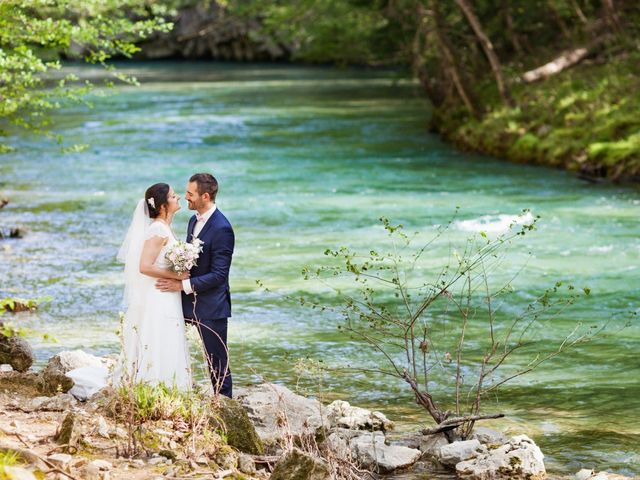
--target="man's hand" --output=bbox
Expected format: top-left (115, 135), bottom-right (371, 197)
top-left (156, 278), bottom-right (183, 292)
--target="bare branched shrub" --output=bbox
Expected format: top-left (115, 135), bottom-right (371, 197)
top-left (298, 211), bottom-right (600, 440)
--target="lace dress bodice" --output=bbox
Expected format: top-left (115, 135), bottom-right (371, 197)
top-left (146, 221), bottom-right (177, 270)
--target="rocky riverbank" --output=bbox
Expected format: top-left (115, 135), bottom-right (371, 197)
top-left (133, 3), bottom-right (289, 61)
top-left (0, 339), bottom-right (635, 479)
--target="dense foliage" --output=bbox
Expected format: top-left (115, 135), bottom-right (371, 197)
top-left (2, 0), bottom-right (638, 178)
top-left (0, 0), bottom-right (173, 151)
top-left (230, 0), bottom-right (640, 179)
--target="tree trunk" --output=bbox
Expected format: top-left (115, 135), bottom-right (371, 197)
top-left (547, 0), bottom-right (571, 39)
top-left (570, 0), bottom-right (589, 23)
top-left (429, 0), bottom-right (480, 117)
top-left (602, 0), bottom-right (623, 34)
top-left (502, 0), bottom-right (523, 54)
top-left (454, 0), bottom-right (515, 108)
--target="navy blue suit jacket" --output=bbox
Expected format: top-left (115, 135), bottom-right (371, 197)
top-left (181, 209), bottom-right (234, 321)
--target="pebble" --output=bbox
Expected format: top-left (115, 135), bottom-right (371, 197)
top-left (47, 453), bottom-right (73, 469)
top-left (97, 415), bottom-right (110, 438)
top-left (90, 459), bottom-right (113, 470)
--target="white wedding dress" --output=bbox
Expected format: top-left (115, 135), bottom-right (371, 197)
top-left (113, 220), bottom-right (192, 390)
top-left (66, 202), bottom-right (191, 400)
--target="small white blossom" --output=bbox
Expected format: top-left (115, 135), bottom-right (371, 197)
top-left (165, 238), bottom-right (204, 273)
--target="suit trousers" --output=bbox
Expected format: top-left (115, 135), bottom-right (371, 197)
top-left (196, 317), bottom-right (232, 398)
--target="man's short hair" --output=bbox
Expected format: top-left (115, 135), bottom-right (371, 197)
top-left (190, 173), bottom-right (219, 201)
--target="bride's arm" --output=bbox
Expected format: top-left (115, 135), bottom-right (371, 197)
top-left (139, 236), bottom-right (188, 280)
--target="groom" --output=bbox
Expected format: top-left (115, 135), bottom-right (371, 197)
top-left (156, 173), bottom-right (234, 398)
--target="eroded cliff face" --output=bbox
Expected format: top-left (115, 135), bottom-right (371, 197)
top-left (135, 3), bottom-right (291, 61)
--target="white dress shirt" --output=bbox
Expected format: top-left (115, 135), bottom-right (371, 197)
top-left (182, 204), bottom-right (216, 294)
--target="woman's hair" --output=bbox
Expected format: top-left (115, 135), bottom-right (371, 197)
top-left (145, 183), bottom-right (170, 218)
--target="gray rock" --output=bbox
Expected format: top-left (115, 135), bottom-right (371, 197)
top-left (575, 469), bottom-right (634, 480)
top-left (0, 371), bottom-right (42, 397)
top-left (325, 399), bottom-right (394, 432)
top-left (55, 411), bottom-right (78, 448)
top-left (80, 463), bottom-right (105, 480)
top-left (417, 433), bottom-right (450, 458)
top-left (456, 434), bottom-right (546, 479)
top-left (350, 431), bottom-right (422, 473)
top-left (323, 431), bottom-right (352, 461)
top-left (236, 383), bottom-right (329, 446)
top-left (0, 363), bottom-right (13, 372)
top-left (134, 3), bottom-right (290, 62)
top-left (471, 427), bottom-right (508, 446)
top-left (439, 439), bottom-right (484, 467)
top-left (89, 459), bottom-right (113, 470)
top-left (270, 448), bottom-right (332, 480)
top-left (21, 393), bottom-right (77, 412)
top-left (0, 333), bottom-right (34, 372)
top-left (96, 415), bottom-right (110, 438)
top-left (238, 453), bottom-right (257, 475)
top-left (47, 453), bottom-right (73, 469)
top-left (212, 395), bottom-right (264, 455)
top-left (213, 446), bottom-right (238, 470)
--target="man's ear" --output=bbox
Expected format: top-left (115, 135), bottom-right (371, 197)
top-left (202, 192), bottom-right (211, 202)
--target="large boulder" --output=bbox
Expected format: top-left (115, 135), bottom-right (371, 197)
top-left (212, 396), bottom-right (264, 455)
top-left (0, 333), bottom-right (34, 372)
top-left (456, 434), bottom-right (546, 480)
top-left (270, 448), bottom-right (332, 480)
top-left (350, 431), bottom-right (421, 473)
top-left (325, 400), bottom-right (394, 432)
top-left (236, 383), bottom-right (329, 446)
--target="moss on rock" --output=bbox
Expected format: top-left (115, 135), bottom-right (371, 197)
top-left (270, 448), bottom-right (332, 480)
top-left (211, 396), bottom-right (264, 455)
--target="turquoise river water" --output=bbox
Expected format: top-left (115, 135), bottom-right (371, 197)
top-left (0, 63), bottom-right (638, 477)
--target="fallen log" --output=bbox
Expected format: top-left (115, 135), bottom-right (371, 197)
top-left (521, 35), bottom-right (612, 83)
top-left (522, 47), bottom-right (589, 83)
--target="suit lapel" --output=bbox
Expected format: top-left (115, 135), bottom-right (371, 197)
top-left (187, 215), bottom-right (197, 242)
top-left (196, 209), bottom-right (219, 240)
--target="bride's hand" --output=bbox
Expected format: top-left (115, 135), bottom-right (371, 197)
top-left (175, 271), bottom-right (190, 280)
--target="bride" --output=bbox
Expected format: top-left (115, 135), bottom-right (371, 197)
top-left (67, 183), bottom-right (192, 398)
top-left (113, 182), bottom-right (192, 389)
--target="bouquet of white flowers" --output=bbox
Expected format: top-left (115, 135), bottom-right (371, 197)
top-left (165, 238), bottom-right (204, 273)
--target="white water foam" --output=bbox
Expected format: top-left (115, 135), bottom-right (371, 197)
top-left (588, 245), bottom-right (614, 253)
top-left (455, 211), bottom-right (535, 234)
